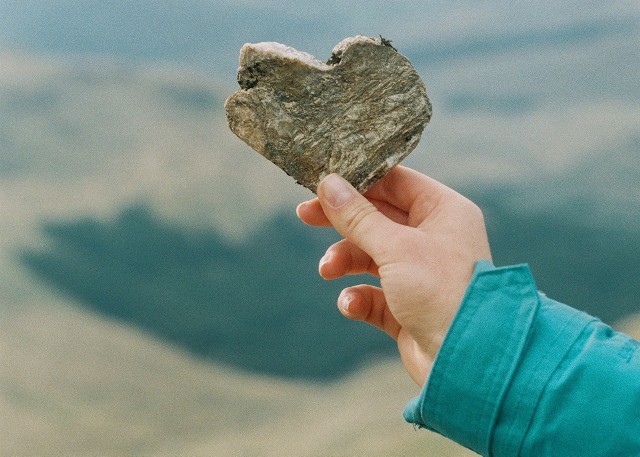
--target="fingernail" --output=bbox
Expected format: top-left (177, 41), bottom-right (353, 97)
top-left (320, 251), bottom-right (331, 265)
top-left (340, 293), bottom-right (352, 314)
top-left (319, 251), bottom-right (332, 272)
top-left (321, 174), bottom-right (355, 208)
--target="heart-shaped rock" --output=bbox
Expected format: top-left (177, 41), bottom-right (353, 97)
top-left (224, 35), bottom-right (432, 193)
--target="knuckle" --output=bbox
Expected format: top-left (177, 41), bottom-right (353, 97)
top-left (459, 196), bottom-right (484, 221)
top-left (472, 203), bottom-right (486, 226)
top-left (344, 202), bottom-right (378, 238)
top-left (469, 200), bottom-right (484, 220)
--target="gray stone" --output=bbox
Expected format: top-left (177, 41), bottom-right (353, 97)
top-left (224, 35), bottom-right (432, 193)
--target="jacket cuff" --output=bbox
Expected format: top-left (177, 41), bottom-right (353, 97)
top-left (403, 261), bottom-right (591, 455)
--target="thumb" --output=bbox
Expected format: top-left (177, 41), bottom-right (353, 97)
top-left (317, 174), bottom-right (403, 261)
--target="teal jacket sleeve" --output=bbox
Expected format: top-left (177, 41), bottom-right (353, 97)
top-left (403, 261), bottom-right (640, 456)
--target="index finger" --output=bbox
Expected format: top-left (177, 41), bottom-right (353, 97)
top-left (365, 166), bottom-right (455, 215)
top-left (297, 196), bottom-right (408, 227)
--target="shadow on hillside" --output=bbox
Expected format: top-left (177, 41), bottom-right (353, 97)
top-left (20, 205), bottom-right (391, 380)
top-left (20, 195), bottom-right (640, 379)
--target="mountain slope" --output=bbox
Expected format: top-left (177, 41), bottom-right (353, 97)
top-left (0, 299), bottom-right (477, 457)
top-left (3, 287), bottom-right (638, 456)
top-left (19, 205), bottom-right (391, 380)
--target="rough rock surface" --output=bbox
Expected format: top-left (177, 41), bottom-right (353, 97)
top-left (225, 36), bottom-right (432, 193)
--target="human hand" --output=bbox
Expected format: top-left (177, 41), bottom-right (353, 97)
top-left (296, 167), bottom-right (492, 386)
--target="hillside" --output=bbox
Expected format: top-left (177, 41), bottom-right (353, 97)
top-left (17, 197), bottom-right (640, 383)
top-left (0, 298), bottom-right (477, 457)
top-left (3, 284), bottom-right (638, 456)
top-left (2, 46), bottom-right (639, 381)
top-left (19, 205), bottom-right (391, 380)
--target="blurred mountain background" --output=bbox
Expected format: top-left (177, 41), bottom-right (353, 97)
top-left (1, 1), bottom-right (639, 455)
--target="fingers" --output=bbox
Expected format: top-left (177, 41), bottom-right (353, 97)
top-left (319, 239), bottom-right (378, 279)
top-left (316, 174), bottom-right (408, 262)
top-left (338, 285), bottom-right (401, 340)
top-left (369, 198), bottom-right (409, 225)
top-left (365, 166), bottom-right (456, 217)
top-left (297, 196), bottom-right (409, 227)
top-left (297, 167), bottom-right (455, 228)
top-left (296, 199), bottom-right (330, 226)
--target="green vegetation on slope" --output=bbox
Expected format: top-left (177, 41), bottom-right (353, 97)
top-left (20, 204), bottom-right (391, 380)
top-left (21, 194), bottom-right (640, 381)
